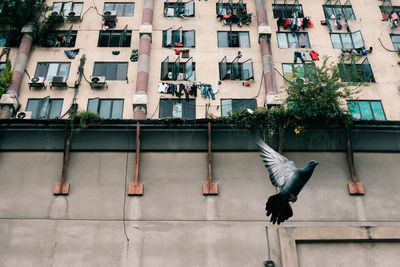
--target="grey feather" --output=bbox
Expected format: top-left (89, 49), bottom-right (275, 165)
top-left (257, 138), bottom-right (319, 224)
top-left (257, 139), bottom-right (296, 188)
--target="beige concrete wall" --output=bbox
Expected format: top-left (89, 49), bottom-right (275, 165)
top-left (1, 151), bottom-right (400, 266)
top-left (7, 0), bottom-right (400, 119)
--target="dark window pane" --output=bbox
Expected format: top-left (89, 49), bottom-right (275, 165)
top-left (35, 63), bottom-right (48, 78)
top-left (116, 63), bottom-right (128, 80)
top-left (98, 31), bottom-right (110, 47)
top-left (49, 99), bottom-right (63, 119)
top-left (347, 101), bottom-right (361, 120)
top-left (121, 32), bottom-right (131, 47)
top-left (38, 96), bottom-right (50, 119)
top-left (106, 63), bottom-right (117, 80)
top-left (159, 99), bottom-right (173, 118)
top-left (93, 63), bottom-right (107, 77)
top-left (183, 100), bottom-right (195, 119)
top-left (111, 100), bottom-right (124, 119)
top-left (26, 99), bottom-right (40, 119)
top-left (110, 32), bottom-right (121, 46)
top-left (370, 101), bottom-right (386, 120)
top-left (88, 98), bottom-right (99, 113)
top-left (99, 99), bottom-right (112, 118)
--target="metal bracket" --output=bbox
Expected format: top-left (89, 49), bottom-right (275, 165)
top-left (128, 122), bottom-right (144, 196)
top-left (54, 123), bottom-right (71, 195)
top-left (346, 128), bottom-right (364, 195)
top-left (203, 122), bottom-right (218, 195)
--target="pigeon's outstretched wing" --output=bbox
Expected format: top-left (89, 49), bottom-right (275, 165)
top-left (257, 139), bottom-right (296, 188)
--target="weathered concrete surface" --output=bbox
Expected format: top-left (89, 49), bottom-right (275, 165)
top-left (0, 220), bottom-right (269, 267)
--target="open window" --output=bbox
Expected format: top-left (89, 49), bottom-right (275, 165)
top-left (323, 0), bottom-right (355, 20)
top-left (163, 28), bottom-right (195, 47)
top-left (338, 57), bottom-right (375, 82)
top-left (26, 97), bottom-right (63, 119)
top-left (219, 57), bottom-right (254, 81)
top-left (43, 26), bottom-right (77, 47)
top-left (164, 0), bottom-right (195, 17)
top-left (330, 30), bottom-right (364, 49)
top-left (272, 0), bottom-right (304, 18)
top-left (160, 56), bottom-right (196, 81)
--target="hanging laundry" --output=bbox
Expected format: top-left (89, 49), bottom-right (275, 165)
top-left (335, 19), bottom-right (342, 30)
top-left (64, 48), bottom-right (79, 59)
top-left (112, 51), bottom-right (120, 55)
top-left (303, 51), bottom-right (312, 62)
top-left (130, 49), bottom-right (138, 62)
top-left (283, 18), bottom-right (291, 29)
top-left (277, 17), bottom-right (285, 31)
top-left (294, 51), bottom-right (305, 63)
top-left (158, 83), bottom-right (169, 93)
top-left (309, 51), bottom-right (319, 60)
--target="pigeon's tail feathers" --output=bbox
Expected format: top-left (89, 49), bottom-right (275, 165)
top-left (266, 194), bottom-right (293, 225)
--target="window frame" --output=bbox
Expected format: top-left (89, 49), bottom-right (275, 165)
top-left (92, 62), bottom-right (129, 80)
top-left (347, 100), bottom-right (386, 121)
top-left (34, 62), bottom-right (71, 81)
top-left (98, 29), bottom-right (132, 47)
top-left (164, 0), bottom-right (195, 18)
top-left (87, 98), bottom-right (124, 119)
top-left (162, 28), bottom-right (195, 48)
top-left (272, 3), bottom-right (304, 18)
top-left (26, 97), bottom-right (64, 119)
top-left (276, 32), bottom-right (311, 49)
top-left (390, 34), bottom-right (400, 50)
top-left (103, 2), bottom-right (135, 16)
top-left (52, 2), bottom-right (84, 16)
top-left (221, 98), bottom-right (257, 116)
top-left (216, 0), bottom-right (247, 16)
top-left (338, 57), bottom-right (375, 82)
top-left (219, 57), bottom-right (254, 81)
top-left (322, 0), bottom-right (355, 20)
top-left (159, 98), bottom-right (196, 119)
top-left (217, 31), bottom-right (250, 48)
top-left (281, 63), bottom-right (316, 81)
top-left (160, 56), bottom-right (196, 81)
top-left (43, 29), bottom-right (78, 47)
top-left (329, 31), bottom-right (364, 49)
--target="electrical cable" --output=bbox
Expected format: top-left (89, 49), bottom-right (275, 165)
top-left (122, 127), bottom-right (130, 242)
top-left (92, 0), bottom-right (103, 17)
top-left (378, 37), bottom-right (397, 52)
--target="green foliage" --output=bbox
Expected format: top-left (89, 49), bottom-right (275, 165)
top-left (71, 111), bottom-right (102, 129)
top-left (37, 12), bottom-right (65, 46)
top-left (0, 60), bottom-right (13, 96)
top-left (284, 57), bottom-right (361, 126)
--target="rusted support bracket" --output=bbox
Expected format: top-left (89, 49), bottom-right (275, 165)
top-left (346, 127), bottom-right (364, 195)
top-left (203, 121), bottom-right (218, 195)
top-left (54, 122), bottom-right (71, 195)
top-left (128, 122), bottom-right (144, 196)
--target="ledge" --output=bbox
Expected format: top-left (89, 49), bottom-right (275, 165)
top-left (0, 120), bottom-right (399, 152)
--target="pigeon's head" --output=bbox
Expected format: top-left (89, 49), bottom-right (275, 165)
top-left (304, 160), bottom-right (319, 174)
top-left (308, 160), bottom-right (319, 166)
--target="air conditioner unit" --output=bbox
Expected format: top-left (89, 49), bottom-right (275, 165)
top-left (51, 11), bottom-right (61, 17)
top-left (28, 76), bottom-right (45, 89)
top-left (16, 111), bottom-right (32, 119)
top-left (67, 11), bottom-right (81, 21)
top-left (51, 76), bottom-right (67, 88)
top-left (0, 94), bottom-right (19, 109)
top-left (90, 76), bottom-right (107, 89)
top-left (103, 10), bottom-right (117, 20)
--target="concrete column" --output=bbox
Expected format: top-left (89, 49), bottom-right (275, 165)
top-left (133, 0), bottom-right (154, 119)
top-left (255, 0), bottom-right (277, 94)
top-left (0, 33), bottom-right (33, 119)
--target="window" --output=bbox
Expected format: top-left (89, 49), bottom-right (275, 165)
top-left (35, 62), bottom-right (70, 81)
top-left (159, 99), bottom-right (195, 119)
top-left (26, 97), bottom-right (63, 119)
top-left (93, 62), bottom-right (128, 80)
top-left (0, 30), bottom-right (18, 47)
top-left (330, 31), bottom-right (364, 49)
top-left (272, 1), bottom-right (304, 18)
top-left (277, 32), bottom-right (310, 48)
top-left (338, 58), bottom-right (375, 82)
top-left (43, 30), bottom-right (77, 47)
top-left (160, 56), bottom-right (195, 81)
top-left (347, 100), bottom-right (386, 120)
top-left (221, 99), bottom-right (257, 116)
top-left (162, 28), bottom-right (195, 47)
top-left (104, 2), bottom-right (134, 16)
top-left (217, 31), bottom-right (250, 47)
top-left (282, 63), bottom-right (316, 81)
top-left (323, 0), bottom-right (355, 20)
top-left (390, 34), bottom-right (400, 50)
top-left (164, 0), bottom-right (194, 17)
top-left (0, 62), bottom-right (6, 73)
top-left (98, 29), bottom-right (131, 47)
top-left (216, 0), bottom-right (247, 16)
top-left (380, 1), bottom-right (400, 20)
top-left (219, 57), bottom-right (254, 81)
top-left (52, 2), bottom-right (83, 17)
top-left (87, 98), bottom-right (124, 119)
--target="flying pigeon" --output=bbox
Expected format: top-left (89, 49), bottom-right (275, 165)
top-left (257, 139), bottom-right (319, 224)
